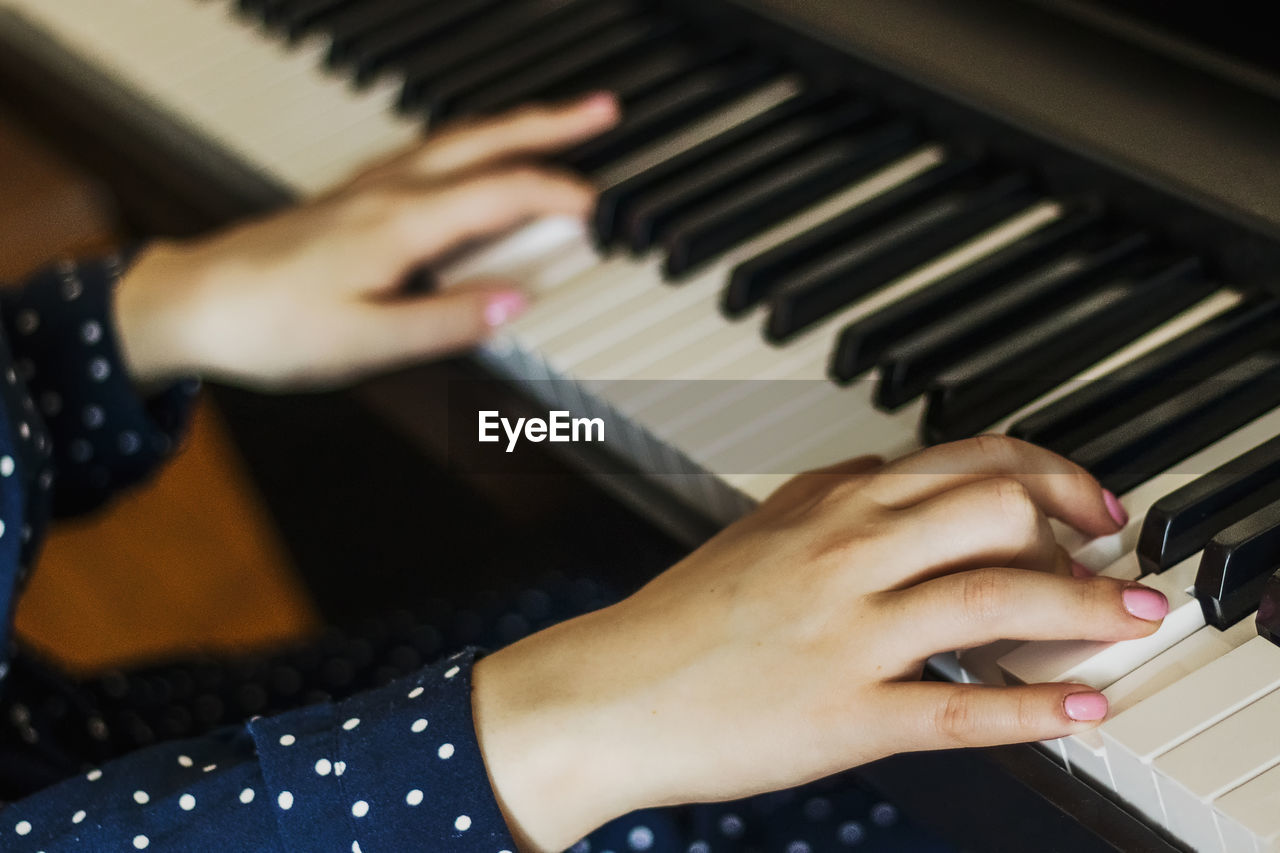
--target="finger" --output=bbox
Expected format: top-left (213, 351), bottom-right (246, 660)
top-left (373, 167), bottom-right (598, 263)
top-left (344, 283), bottom-right (528, 369)
top-left (875, 682), bottom-right (1110, 753)
top-left (408, 93), bottom-right (621, 178)
top-left (865, 434), bottom-right (1123, 538)
top-left (881, 567), bottom-right (1165, 661)
top-left (876, 477), bottom-right (1063, 587)
top-left (763, 456), bottom-right (884, 511)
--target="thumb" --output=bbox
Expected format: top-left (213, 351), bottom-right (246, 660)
top-left (349, 284), bottom-right (528, 369)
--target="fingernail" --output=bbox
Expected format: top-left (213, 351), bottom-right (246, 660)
top-left (1123, 586), bottom-right (1169, 621)
top-left (581, 91), bottom-right (619, 114)
top-left (1103, 489), bottom-right (1129, 528)
top-left (1071, 561), bottom-right (1093, 579)
top-left (484, 292), bottom-right (527, 328)
top-left (1064, 691), bottom-right (1108, 722)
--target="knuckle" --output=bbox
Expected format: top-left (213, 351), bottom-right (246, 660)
top-left (969, 433), bottom-right (1024, 468)
top-left (343, 189), bottom-right (415, 236)
top-left (1015, 692), bottom-right (1045, 733)
top-left (935, 691), bottom-right (977, 744)
top-left (989, 477), bottom-right (1038, 531)
top-left (816, 476), bottom-right (863, 507)
top-left (958, 570), bottom-right (1010, 627)
top-left (501, 164), bottom-right (553, 188)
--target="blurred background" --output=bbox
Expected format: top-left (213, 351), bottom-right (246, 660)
top-left (0, 103), bottom-right (319, 673)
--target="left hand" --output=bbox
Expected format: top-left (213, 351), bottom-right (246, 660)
top-left (113, 93), bottom-right (620, 390)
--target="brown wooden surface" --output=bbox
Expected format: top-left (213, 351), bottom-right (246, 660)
top-left (0, 105), bottom-right (318, 675)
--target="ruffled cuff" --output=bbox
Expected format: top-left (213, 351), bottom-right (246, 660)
top-left (248, 649), bottom-right (518, 853)
top-left (0, 254), bottom-right (199, 516)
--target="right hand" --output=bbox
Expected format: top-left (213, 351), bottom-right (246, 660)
top-left (472, 436), bottom-right (1167, 851)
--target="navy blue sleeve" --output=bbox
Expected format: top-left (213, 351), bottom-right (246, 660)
top-left (0, 650), bottom-right (519, 852)
top-left (0, 254), bottom-right (199, 516)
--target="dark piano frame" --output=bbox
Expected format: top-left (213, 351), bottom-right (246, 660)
top-left (10, 0), bottom-right (1279, 848)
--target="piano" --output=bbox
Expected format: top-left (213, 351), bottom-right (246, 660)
top-left (3, 0), bottom-right (1280, 850)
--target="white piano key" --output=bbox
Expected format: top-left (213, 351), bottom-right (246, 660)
top-left (510, 257), bottom-right (657, 348)
top-left (1058, 615), bottom-right (1258, 788)
top-left (725, 383), bottom-right (924, 497)
top-left (8, 0), bottom-right (417, 195)
top-left (595, 76), bottom-right (805, 187)
top-left (643, 202), bottom-right (1063, 462)
top-left (543, 270), bottom-right (727, 372)
top-left (1215, 762), bottom-right (1280, 853)
top-left (996, 553), bottom-right (1203, 689)
top-left (1154, 688), bottom-right (1280, 853)
top-left (1100, 637), bottom-right (1280, 828)
top-left (957, 552), bottom-right (1145, 686)
top-left (440, 218), bottom-right (590, 285)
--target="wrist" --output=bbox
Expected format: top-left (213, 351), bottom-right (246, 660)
top-left (471, 605), bottom-right (658, 852)
top-left (113, 241), bottom-right (207, 385)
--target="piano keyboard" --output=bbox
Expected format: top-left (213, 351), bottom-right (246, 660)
top-left (5, 0), bottom-right (1280, 849)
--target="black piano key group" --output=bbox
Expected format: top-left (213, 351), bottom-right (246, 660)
top-left (236, 0), bottom-right (1280, 647)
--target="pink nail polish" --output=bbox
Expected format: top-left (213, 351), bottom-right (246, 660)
top-left (1064, 691), bottom-right (1108, 722)
top-left (582, 91), bottom-right (619, 114)
top-left (1071, 561), bottom-right (1093, 579)
top-left (1122, 586), bottom-right (1169, 621)
top-left (1103, 489), bottom-right (1129, 528)
top-left (484, 292), bottom-right (527, 328)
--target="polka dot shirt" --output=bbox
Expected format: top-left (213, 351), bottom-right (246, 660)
top-left (0, 258), bottom-right (954, 852)
top-left (0, 258), bottom-right (518, 851)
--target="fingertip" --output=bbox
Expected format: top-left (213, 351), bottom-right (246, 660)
top-left (1121, 585), bottom-right (1169, 622)
top-left (1103, 488), bottom-right (1129, 529)
top-left (1070, 561), bottom-right (1093, 579)
top-left (1063, 689), bottom-right (1108, 722)
top-left (576, 90), bottom-right (621, 120)
top-left (483, 290), bottom-right (529, 328)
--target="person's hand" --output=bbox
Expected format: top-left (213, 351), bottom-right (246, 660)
top-left (471, 436), bottom-right (1168, 852)
top-left (113, 93), bottom-right (620, 390)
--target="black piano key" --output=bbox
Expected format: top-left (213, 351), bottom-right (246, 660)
top-left (1138, 435), bottom-right (1280, 574)
top-left (338, 0), bottom-right (506, 82)
top-left (582, 39), bottom-right (719, 104)
top-left (1257, 569), bottom-right (1280, 646)
top-left (593, 91), bottom-right (843, 246)
top-left (397, 0), bottom-right (592, 111)
top-left (566, 40), bottom-right (749, 112)
top-left (425, 0), bottom-right (642, 120)
top-left (324, 0), bottom-right (429, 66)
top-left (238, 0), bottom-right (280, 24)
top-left (275, 0), bottom-right (355, 38)
top-left (662, 123), bottom-right (923, 278)
top-left (766, 173), bottom-right (1039, 342)
top-left (875, 229), bottom-right (1150, 410)
top-left (620, 103), bottom-right (877, 253)
top-left (725, 157), bottom-right (983, 316)
top-left (1009, 296), bottom-right (1280, 455)
top-left (1071, 350), bottom-right (1280, 496)
top-left (921, 258), bottom-right (1212, 444)
top-left (829, 205), bottom-right (1104, 381)
top-left (1196, 498), bottom-right (1280, 630)
top-left (453, 18), bottom-right (679, 117)
top-left (561, 58), bottom-right (780, 176)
